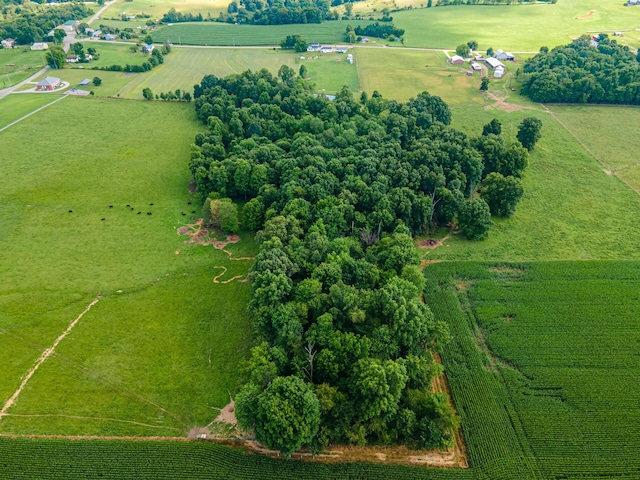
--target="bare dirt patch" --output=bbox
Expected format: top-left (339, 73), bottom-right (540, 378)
top-left (418, 232), bottom-right (452, 251)
top-left (574, 9), bottom-right (596, 20)
top-left (177, 219), bottom-right (243, 251)
top-left (484, 90), bottom-right (524, 112)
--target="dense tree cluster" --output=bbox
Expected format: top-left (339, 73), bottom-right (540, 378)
top-left (0, 2), bottom-right (91, 44)
top-left (519, 35), bottom-right (640, 104)
top-left (161, 8), bottom-right (204, 23)
top-left (434, 0), bottom-right (555, 5)
top-left (225, 0), bottom-right (337, 25)
top-left (188, 69), bottom-right (533, 455)
top-left (352, 22), bottom-right (404, 39)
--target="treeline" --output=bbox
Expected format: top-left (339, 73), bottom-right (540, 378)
top-left (188, 68), bottom-right (533, 455)
top-left (93, 45), bottom-right (170, 73)
top-left (161, 8), bottom-right (204, 23)
top-left (352, 22), bottom-right (404, 39)
top-left (518, 35), bottom-right (640, 104)
top-left (226, 0), bottom-right (336, 25)
top-left (0, 2), bottom-right (91, 44)
top-left (433, 0), bottom-right (555, 4)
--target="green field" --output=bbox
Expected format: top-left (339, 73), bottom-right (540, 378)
top-left (297, 50), bottom-right (360, 93)
top-left (106, 0), bottom-right (230, 20)
top-left (0, 48), bottom-right (46, 88)
top-left (117, 47), bottom-right (296, 98)
top-left (357, 48), bottom-right (484, 104)
top-left (550, 105), bottom-right (640, 193)
top-left (424, 261), bottom-right (640, 479)
top-left (81, 41), bottom-right (154, 68)
top-left (393, 0), bottom-right (640, 50)
top-left (151, 20), bottom-right (374, 46)
top-left (0, 97), bottom-right (255, 436)
top-left (0, 94), bottom-right (61, 129)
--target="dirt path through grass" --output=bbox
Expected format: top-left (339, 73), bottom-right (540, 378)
top-left (0, 298), bottom-right (100, 421)
top-left (543, 104), bottom-right (640, 196)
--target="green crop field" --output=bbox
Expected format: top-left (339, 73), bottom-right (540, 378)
top-left (393, 0), bottom-right (640, 50)
top-left (356, 47), bottom-right (484, 104)
top-left (151, 20), bottom-right (375, 46)
top-left (117, 47), bottom-right (296, 98)
top-left (550, 105), bottom-right (640, 193)
top-left (0, 97), bottom-right (255, 437)
top-left (424, 261), bottom-right (640, 479)
top-left (0, 48), bottom-right (46, 88)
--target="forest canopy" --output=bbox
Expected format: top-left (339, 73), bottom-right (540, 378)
top-left (518, 34), bottom-right (640, 104)
top-left (189, 68), bottom-right (530, 455)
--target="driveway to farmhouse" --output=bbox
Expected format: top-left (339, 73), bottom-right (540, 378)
top-left (0, 66), bottom-right (50, 100)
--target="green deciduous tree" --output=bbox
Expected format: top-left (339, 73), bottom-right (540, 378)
top-left (92, 77), bottom-right (102, 86)
top-left (45, 47), bottom-right (66, 69)
top-left (457, 198), bottom-right (492, 240)
top-left (142, 87), bottom-right (154, 100)
top-left (479, 172), bottom-right (524, 217)
top-left (455, 44), bottom-right (470, 57)
top-left (480, 77), bottom-right (489, 91)
top-left (517, 117), bottom-right (543, 151)
top-left (252, 376), bottom-right (320, 457)
top-left (482, 118), bottom-right (501, 136)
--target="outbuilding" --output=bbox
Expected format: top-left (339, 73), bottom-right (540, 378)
top-left (494, 66), bottom-right (505, 78)
top-left (494, 49), bottom-right (515, 61)
top-left (485, 57), bottom-right (504, 70)
top-left (30, 42), bottom-right (49, 51)
top-left (1, 38), bottom-right (16, 48)
top-left (79, 78), bottom-right (91, 86)
top-left (450, 55), bottom-right (465, 65)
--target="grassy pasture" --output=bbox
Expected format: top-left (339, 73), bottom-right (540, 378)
top-left (117, 47), bottom-right (296, 98)
top-left (549, 105), bottom-right (640, 193)
top-left (0, 48), bottom-right (46, 88)
top-left (297, 50), bottom-right (360, 93)
top-left (0, 94), bottom-right (60, 129)
top-left (421, 105), bottom-right (640, 261)
top-left (0, 97), bottom-right (255, 436)
top-left (151, 20), bottom-right (375, 46)
top-left (356, 47), bottom-right (484, 104)
top-left (390, 0), bottom-right (640, 51)
top-left (107, 0), bottom-right (230, 19)
top-left (81, 41), bottom-right (153, 68)
top-left (27, 68), bottom-right (141, 97)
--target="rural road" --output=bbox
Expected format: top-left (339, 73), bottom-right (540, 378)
top-left (88, 0), bottom-right (117, 26)
top-left (0, 65), bottom-right (50, 100)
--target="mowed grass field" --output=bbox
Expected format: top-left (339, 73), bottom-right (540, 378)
top-left (393, 0), bottom-right (640, 50)
top-left (151, 20), bottom-right (374, 46)
top-left (0, 48), bottom-right (46, 87)
top-left (297, 50), bottom-right (360, 93)
top-left (0, 94), bottom-right (60, 129)
top-left (0, 97), bottom-right (256, 436)
top-left (117, 47), bottom-right (296, 98)
top-left (356, 48), bottom-right (484, 104)
top-left (550, 105), bottom-right (640, 193)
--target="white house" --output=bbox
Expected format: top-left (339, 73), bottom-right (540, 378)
top-left (30, 42), bottom-right (49, 50)
top-left (470, 62), bottom-right (482, 71)
top-left (320, 45), bottom-right (334, 53)
top-left (65, 56), bottom-right (79, 63)
top-left (336, 46), bottom-right (348, 53)
top-left (494, 66), bottom-right (505, 78)
top-left (307, 42), bottom-right (321, 52)
top-left (485, 57), bottom-right (504, 70)
top-left (494, 49), bottom-right (515, 61)
top-left (142, 43), bottom-right (155, 53)
top-left (450, 55), bottom-right (465, 65)
top-left (1, 38), bottom-right (16, 48)
top-left (102, 34), bottom-right (116, 41)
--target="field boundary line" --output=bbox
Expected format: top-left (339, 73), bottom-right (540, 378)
top-left (0, 297), bottom-right (100, 420)
top-left (543, 104), bottom-right (640, 197)
top-left (0, 94), bottom-right (67, 134)
top-left (4, 414), bottom-right (182, 431)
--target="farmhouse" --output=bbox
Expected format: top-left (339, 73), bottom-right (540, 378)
top-left (307, 42), bottom-right (321, 52)
top-left (320, 45), bottom-right (334, 53)
top-left (494, 49), bottom-right (515, 61)
top-left (36, 76), bottom-right (62, 91)
top-left (142, 43), bottom-right (155, 53)
top-left (336, 46), bottom-right (348, 53)
top-left (102, 34), bottom-right (116, 41)
top-left (65, 56), bottom-right (79, 63)
top-left (485, 57), bottom-right (504, 70)
top-left (1, 38), bottom-right (16, 48)
top-left (30, 42), bottom-right (49, 51)
top-left (92, 30), bottom-right (102, 38)
top-left (450, 55), bottom-right (464, 65)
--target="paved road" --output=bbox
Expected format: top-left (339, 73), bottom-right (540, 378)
top-left (0, 65), bottom-right (50, 100)
top-left (88, 0), bottom-right (117, 26)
